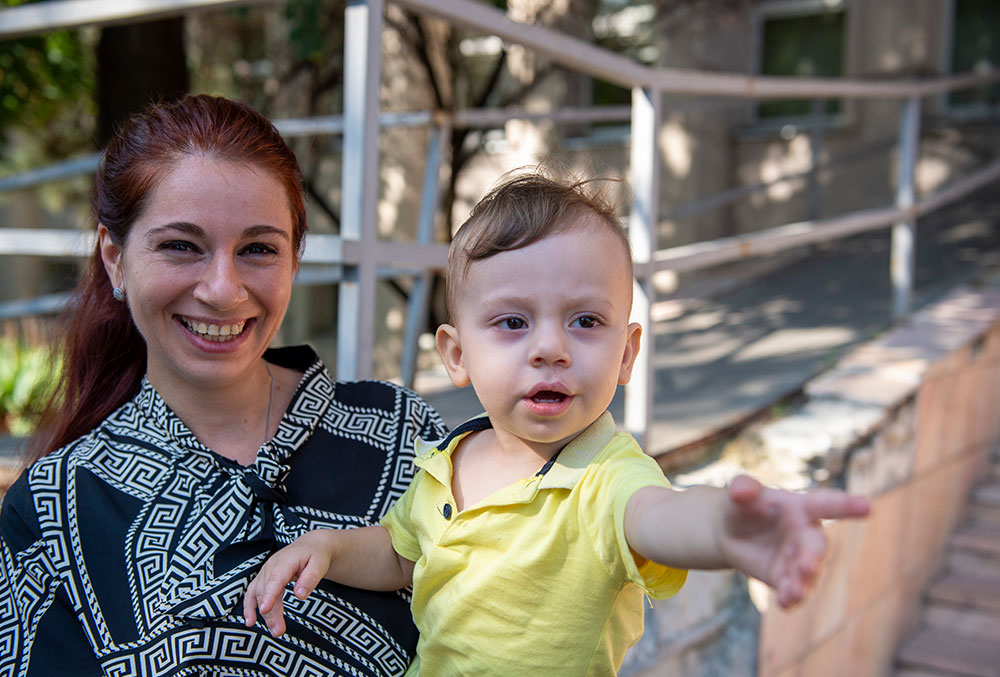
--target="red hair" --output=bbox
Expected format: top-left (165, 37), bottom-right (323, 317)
top-left (27, 95), bottom-right (307, 462)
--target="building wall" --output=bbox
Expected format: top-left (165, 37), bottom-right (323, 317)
top-left (658, 0), bottom-right (992, 247)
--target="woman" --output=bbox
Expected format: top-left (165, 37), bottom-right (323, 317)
top-left (0, 95), bottom-right (446, 675)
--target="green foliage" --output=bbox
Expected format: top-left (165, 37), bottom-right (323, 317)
top-left (0, 338), bottom-right (60, 437)
top-left (0, 0), bottom-right (96, 164)
top-left (284, 0), bottom-right (329, 63)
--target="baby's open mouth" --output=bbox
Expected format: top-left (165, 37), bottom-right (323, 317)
top-left (180, 316), bottom-right (247, 343)
top-left (530, 390), bottom-right (568, 403)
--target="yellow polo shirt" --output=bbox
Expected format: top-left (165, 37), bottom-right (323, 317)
top-left (380, 412), bottom-right (687, 675)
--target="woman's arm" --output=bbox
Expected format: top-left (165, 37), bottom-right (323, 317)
top-left (244, 525), bottom-right (414, 637)
top-left (1, 472), bottom-right (104, 674)
top-left (624, 476), bottom-right (870, 608)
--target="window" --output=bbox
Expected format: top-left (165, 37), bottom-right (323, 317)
top-left (948, 0), bottom-right (1000, 111)
top-left (756, 0), bottom-right (846, 122)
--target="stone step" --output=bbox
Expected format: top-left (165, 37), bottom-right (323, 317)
top-left (927, 572), bottom-right (1000, 614)
top-left (946, 523), bottom-right (1000, 583)
top-left (968, 501), bottom-right (1000, 527)
top-left (949, 548), bottom-right (1000, 576)
top-left (924, 603), bottom-right (1000, 643)
top-left (968, 482), bottom-right (1000, 526)
top-left (896, 628), bottom-right (1000, 676)
top-left (951, 524), bottom-right (1000, 558)
top-left (974, 483), bottom-right (1000, 508)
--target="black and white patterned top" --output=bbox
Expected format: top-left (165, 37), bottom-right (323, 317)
top-left (0, 346), bottom-right (447, 676)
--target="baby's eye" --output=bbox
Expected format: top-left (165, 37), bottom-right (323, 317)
top-left (501, 317), bottom-right (526, 330)
top-left (573, 315), bottom-right (600, 329)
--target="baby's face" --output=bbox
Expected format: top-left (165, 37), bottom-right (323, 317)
top-left (441, 220), bottom-right (639, 457)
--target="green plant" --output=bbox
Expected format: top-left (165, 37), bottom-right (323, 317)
top-left (0, 338), bottom-right (60, 437)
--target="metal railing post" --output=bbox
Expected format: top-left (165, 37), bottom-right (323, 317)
top-left (808, 98), bottom-right (824, 221)
top-left (401, 122), bottom-right (448, 389)
top-left (625, 86), bottom-right (662, 448)
top-left (338, 0), bottom-right (383, 380)
top-left (892, 95), bottom-right (921, 319)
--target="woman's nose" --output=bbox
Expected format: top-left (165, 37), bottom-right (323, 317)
top-left (193, 256), bottom-right (249, 309)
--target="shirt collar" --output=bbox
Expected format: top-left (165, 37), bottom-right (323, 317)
top-left (129, 347), bottom-right (326, 463)
top-left (413, 411), bottom-right (617, 492)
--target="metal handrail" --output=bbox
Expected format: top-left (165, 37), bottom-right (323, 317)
top-left (2, 0), bottom-right (998, 445)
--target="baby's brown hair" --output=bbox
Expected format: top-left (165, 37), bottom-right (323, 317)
top-left (446, 170), bottom-right (633, 320)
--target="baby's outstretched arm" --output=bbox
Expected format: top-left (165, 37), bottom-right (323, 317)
top-left (625, 475), bottom-right (870, 608)
top-left (243, 525), bottom-right (414, 636)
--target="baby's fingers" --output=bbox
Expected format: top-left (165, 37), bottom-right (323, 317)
top-left (794, 526), bottom-right (828, 583)
top-left (805, 490), bottom-right (871, 522)
top-left (292, 556), bottom-right (330, 600)
top-left (775, 527), bottom-right (829, 609)
top-left (243, 579), bottom-right (261, 627)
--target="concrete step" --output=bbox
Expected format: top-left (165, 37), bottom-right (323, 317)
top-left (969, 484), bottom-right (1000, 525)
top-left (947, 524), bottom-right (1000, 574)
top-left (952, 524), bottom-right (1000, 556)
top-left (922, 572), bottom-right (1000, 643)
top-left (896, 628), bottom-right (1000, 676)
top-left (924, 603), bottom-right (1000, 643)
top-left (928, 571), bottom-right (1000, 614)
top-left (974, 483), bottom-right (1000, 504)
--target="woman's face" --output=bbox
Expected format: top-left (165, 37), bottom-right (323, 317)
top-left (99, 154), bottom-right (297, 396)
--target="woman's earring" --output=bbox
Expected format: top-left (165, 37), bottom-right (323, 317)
top-left (112, 287), bottom-right (126, 302)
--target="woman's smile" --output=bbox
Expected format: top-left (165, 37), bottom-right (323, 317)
top-left (178, 315), bottom-right (248, 342)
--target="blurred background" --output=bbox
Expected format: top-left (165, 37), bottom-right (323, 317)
top-left (1, 1), bottom-right (999, 673)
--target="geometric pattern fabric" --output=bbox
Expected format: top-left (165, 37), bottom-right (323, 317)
top-left (0, 346), bottom-right (447, 676)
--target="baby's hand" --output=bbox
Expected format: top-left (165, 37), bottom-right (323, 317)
top-left (721, 475), bottom-right (870, 609)
top-left (243, 529), bottom-right (339, 636)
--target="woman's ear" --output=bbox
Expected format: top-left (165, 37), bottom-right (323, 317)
top-left (617, 322), bottom-right (642, 385)
top-left (98, 224), bottom-right (123, 288)
top-left (435, 323), bottom-right (471, 388)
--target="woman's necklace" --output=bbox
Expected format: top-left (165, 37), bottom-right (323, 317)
top-left (263, 361), bottom-right (275, 447)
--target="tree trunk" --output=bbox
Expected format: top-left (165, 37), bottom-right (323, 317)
top-left (96, 19), bottom-right (190, 147)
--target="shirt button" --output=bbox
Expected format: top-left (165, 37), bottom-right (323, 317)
top-left (442, 503), bottom-right (453, 520)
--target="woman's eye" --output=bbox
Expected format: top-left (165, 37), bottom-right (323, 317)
top-left (574, 315), bottom-right (599, 329)
top-left (242, 243), bottom-right (278, 255)
top-left (502, 317), bottom-right (525, 330)
top-left (160, 240), bottom-right (198, 253)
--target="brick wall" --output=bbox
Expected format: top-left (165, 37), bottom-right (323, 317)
top-left (623, 279), bottom-right (1000, 675)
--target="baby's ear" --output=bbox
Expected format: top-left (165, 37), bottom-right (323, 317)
top-left (617, 322), bottom-right (642, 385)
top-left (435, 324), bottom-right (471, 388)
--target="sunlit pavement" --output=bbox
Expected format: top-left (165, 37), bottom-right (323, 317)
top-left (420, 187), bottom-right (1000, 457)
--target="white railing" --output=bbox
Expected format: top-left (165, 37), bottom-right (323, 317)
top-left (1, 0), bottom-right (999, 446)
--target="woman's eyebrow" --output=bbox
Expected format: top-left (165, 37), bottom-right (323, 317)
top-left (147, 221), bottom-right (203, 238)
top-left (145, 222), bottom-right (290, 241)
top-left (244, 224), bottom-right (291, 241)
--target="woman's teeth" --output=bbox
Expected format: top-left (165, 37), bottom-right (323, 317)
top-left (182, 318), bottom-right (246, 342)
